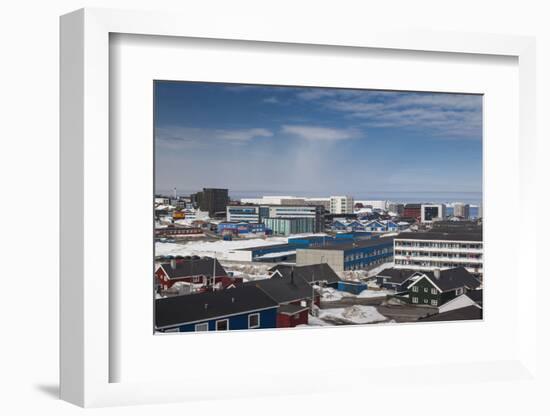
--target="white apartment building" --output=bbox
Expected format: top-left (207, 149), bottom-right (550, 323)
top-left (329, 196), bottom-right (354, 214)
top-left (394, 232), bottom-right (483, 277)
top-left (357, 200), bottom-right (387, 210)
top-left (240, 195), bottom-right (330, 211)
top-left (453, 203), bottom-right (470, 219)
top-left (420, 204), bottom-right (446, 223)
top-left (240, 196), bottom-right (306, 205)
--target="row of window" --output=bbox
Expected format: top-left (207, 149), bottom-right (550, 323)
top-left (395, 260), bottom-right (481, 270)
top-left (396, 241), bottom-right (482, 250)
top-left (411, 297), bottom-right (438, 306)
top-left (344, 248), bottom-right (391, 262)
top-left (395, 251), bottom-right (482, 260)
top-left (155, 228), bottom-right (202, 235)
top-left (163, 314), bottom-right (261, 332)
top-left (412, 286), bottom-right (438, 295)
top-left (194, 313), bottom-right (260, 332)
top-left (345, 257), bottom-right (389, 270)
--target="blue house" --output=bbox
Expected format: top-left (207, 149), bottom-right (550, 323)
top-left (347, 220), bottom-right (365, 231)
top-left (155, 285), bottom-right (279, 332)
top-left (217, 221), bottom-right (266, 235)
top-left (331, 219), bottom-right (365, 232)
top-left (382, 220), bottom-right (399, 232)
top-left (337, 280), bottom-right (369, 294)
top-left (364, 220), bottom-right (386, 232)
top-left (331, 219), bottom-right (349, 231)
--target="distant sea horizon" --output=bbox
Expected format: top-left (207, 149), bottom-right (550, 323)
top-left (156, 188), bottom-right (482, 206)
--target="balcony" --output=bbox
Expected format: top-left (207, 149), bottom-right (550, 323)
top-left (394, 254), bottom-right (483, 264)
top-left (394, 244), bottom-right (482, 254)
top-left (394, 263), bottom-right (483, 274)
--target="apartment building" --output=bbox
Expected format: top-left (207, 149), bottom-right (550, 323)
top-left (393, 231), bottom-right (483, 277)
top-left (329, 196), bottom-right (354, 214)
top-left (296, 237), bottom-right (394, 273)
top-left (453, 203), bottom-right (470, 219)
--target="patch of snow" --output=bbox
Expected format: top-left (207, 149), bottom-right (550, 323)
top-left (357, 289), bottom-right (392, 298)
top-left (155, 236), bottom-right (290, 258)
top-left (320, 287), bottom-right (355, 301)
top-left (306, 314), bottom-right (331, 326)
top-left (318, 305), bottom-right (388, 324)
top-left (365, 262), bottom-right (394, 278)
top-left (255, 250), bottom-right (296, 259)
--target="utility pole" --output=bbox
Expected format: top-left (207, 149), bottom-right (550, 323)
top-left (212, 252), bottom-right (216, 291)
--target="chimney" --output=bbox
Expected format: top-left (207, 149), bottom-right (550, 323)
top-left (170, 259), bottom-right (177, 270)
top-left (434, 268), bottom-right (441, 279)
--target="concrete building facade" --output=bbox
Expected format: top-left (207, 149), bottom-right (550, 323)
top-left (263, 217), bottom-right (316, 236)
top-left (267, 205), bottom-right (325, 232)
top-left (296, 237), bottom-right (394, 273)
top-left (193, 188), bottom-right (229, 216)
top-left (394, 232), bottom-right (483, 277)
top-left (329, 196), bottom-right (354, 214)
top-left (453, 203), bottom-right (470, 219)
top-left (226, 205), bottom-right (260, 222)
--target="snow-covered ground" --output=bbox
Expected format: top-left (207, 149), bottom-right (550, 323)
top-left (220, 262), bottom-right (273, 282)
top-left (365, 262), bottom-right (394, 278)
top-left (319, 287), bottom-right (356, 301)
top-left (155, 233), bottom-right (329, 259)
top-left (318, 305), bottom-right (388, 324)
top-left (319, 286), bottom-right (393, 301)
top-left (357, 289), bottom-right (392, 298)
top-left (155, 236), bottom-right (288, 258)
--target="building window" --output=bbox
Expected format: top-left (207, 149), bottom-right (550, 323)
top-left (412, 297), bottom-right (418, 304)
top-left (431, 288), bottom-right (438, 295)
top-left (456, 288), bottom-right (464, 296)
top-left (248, 313), bottom-right (260, 329)
top-left (412, 286), bottom-right (419, 293)
top-left (424, 287), bottom-right (428, 293)
top-left (163, 327), bottom-right (180, 333)
top-left (216, 319), bottom-right (229, 331)
top-left (423, 298), bottom-right (428, 304)
top-left (195, 323), bottom-right (208, 332)
top-left (431, 299), bottom-right (438, 306)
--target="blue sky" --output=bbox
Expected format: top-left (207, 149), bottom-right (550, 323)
top-left (155, 82), bottom-right (482, 200)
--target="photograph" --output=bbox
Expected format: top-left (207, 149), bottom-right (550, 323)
top-left (153, 81), bottom-right (483, 333)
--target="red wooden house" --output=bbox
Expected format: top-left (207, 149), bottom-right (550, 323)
top-left (155, 257), bottom-right (232, 290)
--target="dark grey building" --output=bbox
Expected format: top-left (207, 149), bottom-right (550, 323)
top-left (193, 188), bottom-right (229, 216)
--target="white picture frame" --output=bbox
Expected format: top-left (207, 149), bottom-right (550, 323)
top-left (60, 7), bottom-right (538, 408)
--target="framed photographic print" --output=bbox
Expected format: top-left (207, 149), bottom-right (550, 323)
top-left (152, 81), bottom-right (484, 334)
top-left (60, 7), bottom-right (539, 408)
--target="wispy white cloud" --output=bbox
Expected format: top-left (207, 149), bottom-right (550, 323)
top-left (262, 96), bottom-right (280, 104)
top-left (296, 89), bottom-right (482, 139)
top-left (156, 126), bottom-right (273, 148)
top-left (281, 125), bottom-right (362, 141)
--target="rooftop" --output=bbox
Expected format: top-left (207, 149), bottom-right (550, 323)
top-left (465, 289), bottom-right (483, 306)
top-left (159, 258), bottom-right (227, 279)
top-left (395, 232), bottom-right (482, 242)
top-left (410, 267), bottom-right (481, 292)
top-left (376, 268), bottom-right (421, 284)
top-left (270, 263), bottom-right (342, 285)
top-left (299, 237), bottom-right (394, 251)
top-left (420, 305), bottom-right (482, 322)
top-left (155, 285), bottom-right (278, 329)
top-left (243, 275), bottom-right (312, 304)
